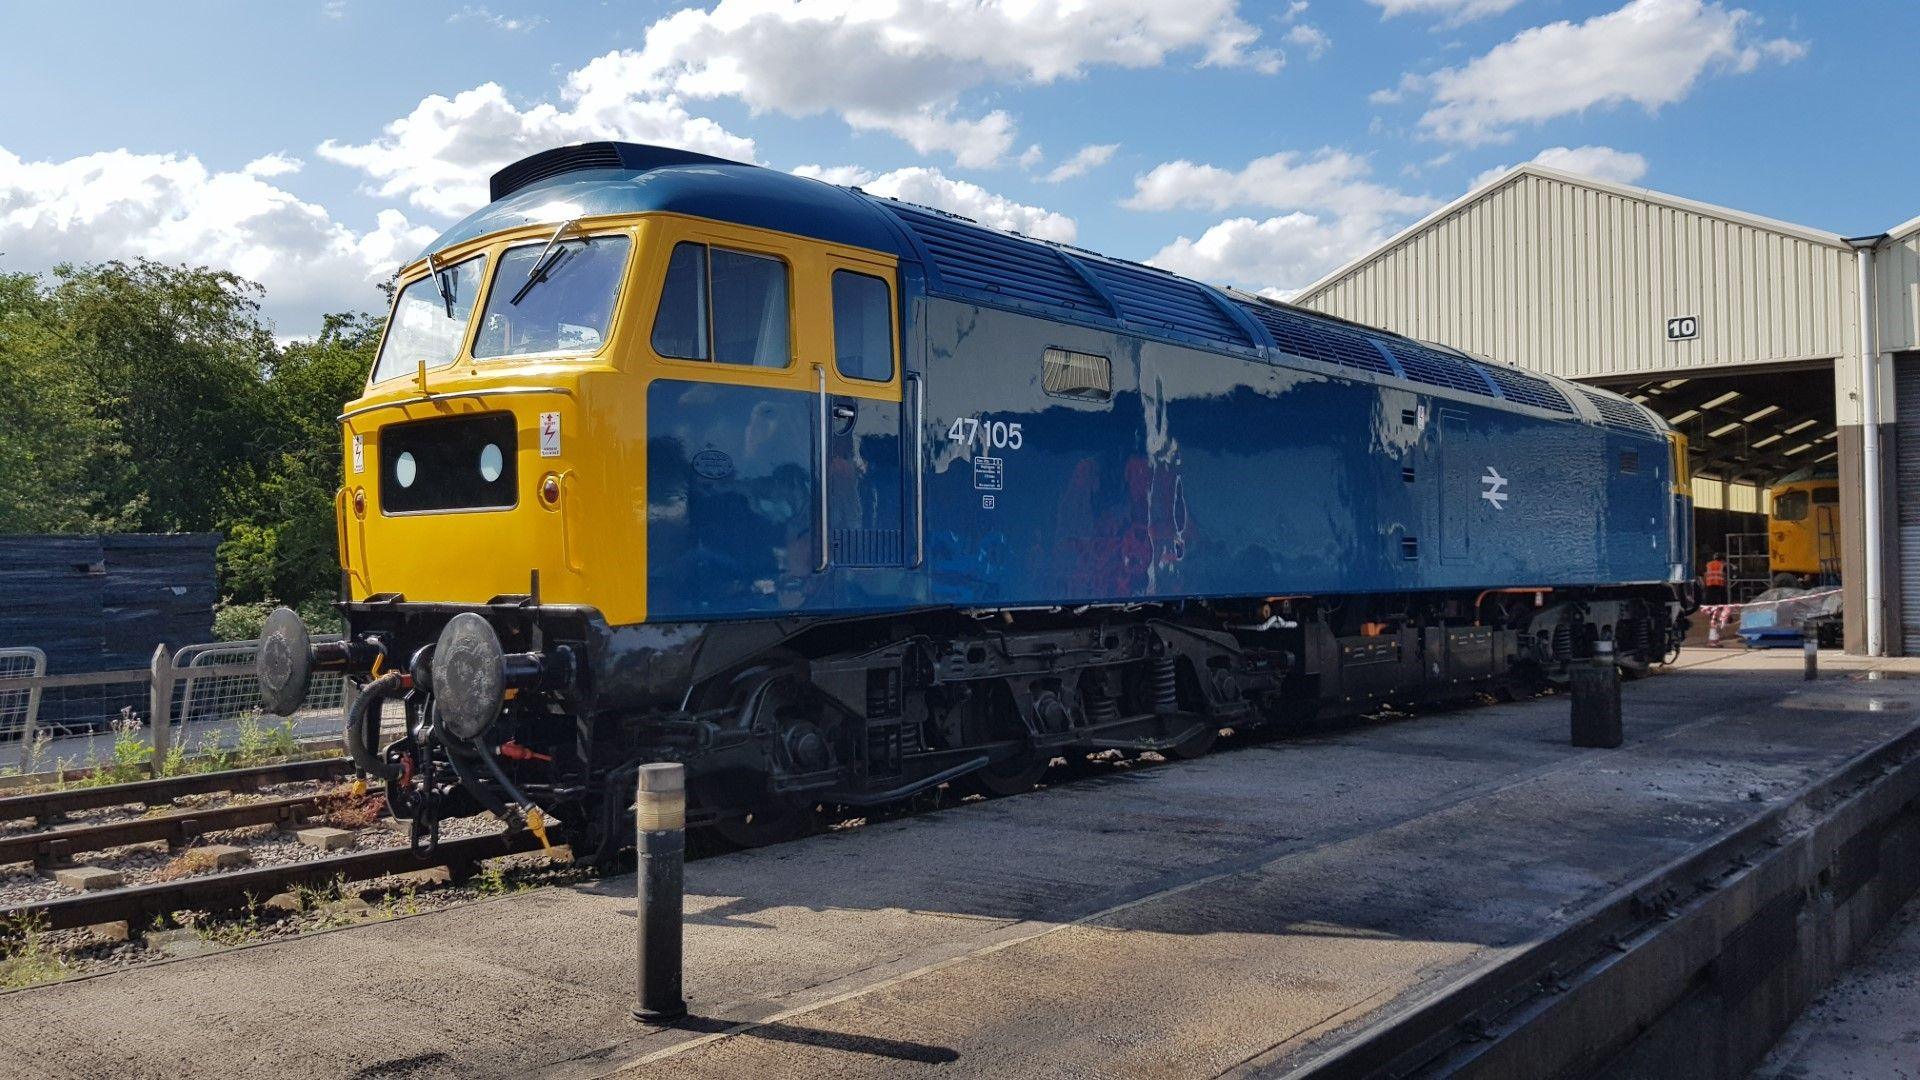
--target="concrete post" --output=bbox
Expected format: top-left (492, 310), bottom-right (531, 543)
top-left (148, 644), bottom-right (174, 773)
top-left (632, 762), bottom-right (688, 1023)
top-left (1570, 640), bottom-right (1622, 749)
top-left (1803, 622), bottom-right (1819, 681)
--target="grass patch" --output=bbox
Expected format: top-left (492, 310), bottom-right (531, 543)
top-left (0, 912), bottom-right (73, 990)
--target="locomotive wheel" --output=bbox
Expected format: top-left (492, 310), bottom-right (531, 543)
top-left (711, 797), bottom-right (818, 849)
top-left (951, 752), bottom-right (1051, 799)
top-left (1165, 723), bottom-right (1218, 760)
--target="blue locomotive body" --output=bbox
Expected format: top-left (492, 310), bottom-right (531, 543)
top-left (270, 144), bottom-right (1694, 849)
top-left (638, 178), bottom-right (1683, 621)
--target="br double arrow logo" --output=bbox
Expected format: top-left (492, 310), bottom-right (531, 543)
top-left (1481, 466), bottom-right (1509, 509)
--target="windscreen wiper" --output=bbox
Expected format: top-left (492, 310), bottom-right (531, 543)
top-left (425, 251), bottom-right (455, 317)
top-left (510, 217), bottom-right (584, 307)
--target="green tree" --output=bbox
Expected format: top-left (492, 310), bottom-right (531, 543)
top-left (0, 258), bottom-right (380, 616)
top-left (218, 312), bottom-right (378, 607)
top-left (35, 260), bottom-right (274, 533)
top-left (0, 271), bottom-right (128, 531)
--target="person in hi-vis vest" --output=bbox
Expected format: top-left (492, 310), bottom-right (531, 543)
top-left (1703, 553), bottom-right (1727, 606)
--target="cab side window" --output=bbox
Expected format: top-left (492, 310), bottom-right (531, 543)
top-left (830, 270), bottom-right (894, 382)
top-left (650, 241), bottom-right (791, 368)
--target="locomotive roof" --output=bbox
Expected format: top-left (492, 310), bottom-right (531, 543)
top-left (426, 142), bottom-right (1664, 436)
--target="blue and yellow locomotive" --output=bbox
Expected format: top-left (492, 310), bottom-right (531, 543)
top-left (259, 142), bottom-right (1692, 850)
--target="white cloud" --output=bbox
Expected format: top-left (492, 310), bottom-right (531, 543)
top-left (0, 146), bottom-right (433, 332)
top-left (317, 79), bottom-right (755, 217)
top-left (242, 152), bottom-right (303, 179)
top-left (1365, 0), bottom-right (1525, 25)
top-left (793, 163), bottom-right (1077, 242)
top-left (1412, 0), bottom-right (1808, 144)
top-left (597, 0), bottom-right (1278, 167)
top-left (1042, 143), bottom-right (1119, 183)
top-left (322, 2), bottom-right (1281, 216)
top-left (1471, 144), bottom-right (1649, 188)
top-left (1285, 23), bottom-right (1331, 60)
top-left (1125, 148), bottom-right (1438, 217)
top-left (1145, 212), bottom-right (1390, 296)
top-left (449, 6), bottom-right (544, 32)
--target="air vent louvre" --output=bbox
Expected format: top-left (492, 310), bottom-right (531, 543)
top-left (885, 204), bottom-right (1111, 314)
top-left (1083, 260), bottom-right (1251, 347)
top-left (489, 144), bottom-right (626, 201)
top-left (1577, 387), bottom-right (1658, 433)
top-left (1385, 342), bottom-right (1498, 398)
top-left (1235, 301), bottom-right (1395, 375)
top-left (1473, 362), bottom-right (1574, 413)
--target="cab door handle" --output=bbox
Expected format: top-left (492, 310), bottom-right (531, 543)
top-left (831, 403), bottom-right (856, 421)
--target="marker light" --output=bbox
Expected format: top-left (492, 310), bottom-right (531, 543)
top-left (351, 488), bottom-right (367, 519)
top-left (540, 474), bottom-right (562, 506)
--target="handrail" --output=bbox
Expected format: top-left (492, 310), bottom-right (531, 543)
top-left (814, 363), bottom-right (832, 573)
top-left (907, 371), bottom-right (926, 569)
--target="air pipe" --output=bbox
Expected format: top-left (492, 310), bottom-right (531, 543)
top-left (1847, 235), bottom-right (1889, 656)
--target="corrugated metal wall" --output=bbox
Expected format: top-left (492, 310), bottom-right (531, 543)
top-left (1879, 229), bottom-right (1920, 355)
top-left (1296, 171), bottom-right (1857, 383)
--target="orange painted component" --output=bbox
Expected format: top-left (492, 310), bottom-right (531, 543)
top-left (497, 740), bottom-right (553, 763)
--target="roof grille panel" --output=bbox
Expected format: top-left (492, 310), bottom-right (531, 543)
top-left (885, 204), bottom-right (1111, 314)
top-left (1234, 301), bottom-right (1395, 375)
top-left (1082, 260), bottom-right (1252, 347)
top-left (491, 144), bottom-right (625, 201)
top-left (1473, 362), bottom-right (1574, 413)
top-left (1576, 387), bottom-right (1659, 433)
top-left (1385, 341), bottom-right (1498, 398)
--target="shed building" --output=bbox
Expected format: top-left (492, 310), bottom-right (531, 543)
top-left (1294, 165), bottom-right (1919, 655)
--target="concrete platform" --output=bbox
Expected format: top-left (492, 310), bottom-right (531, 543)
top-left (3, 648), bottom-right (1919, 1080)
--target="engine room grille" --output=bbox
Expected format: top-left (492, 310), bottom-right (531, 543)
top-left (1576, 387), bottom-right (1659, 434)
top-left (1082, 259), bottom-right (1253, 348)
top-left (1385, 342), bottom-right (1499, 399)
top-left (884, 204), bottom-right (1112, 315)
top-left (1473, 362), bottom-right (1575, 413)
top-left (1235, 301), bottom-right (1397, 376)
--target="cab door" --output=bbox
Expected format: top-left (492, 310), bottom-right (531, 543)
top-left (817, 261), bottom-right (909, 571)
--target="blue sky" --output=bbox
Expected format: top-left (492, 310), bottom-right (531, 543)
top-left (1, 0), bottom-right (1913, 336)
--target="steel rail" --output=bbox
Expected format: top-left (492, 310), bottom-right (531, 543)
top-left (3, 829), bottom-right (541, 932)
top-left (0, 794), bottom-right (324, 868)
top-left (0, 758), bottom-right (352, 822)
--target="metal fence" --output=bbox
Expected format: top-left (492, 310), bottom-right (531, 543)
top-left (0, 647), bottom-right (46, 740)
top-left (0, 638), bottom-right (362, 775)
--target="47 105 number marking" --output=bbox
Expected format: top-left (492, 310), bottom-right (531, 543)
top-left (947, 416), bottom-right (1024, 451)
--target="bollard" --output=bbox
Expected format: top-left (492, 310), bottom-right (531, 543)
top-left (1570, 639), bottom-right (1623, 749)
top-left (632, 763), bottom-right (688, 1023)
top-left (1803, 621), bottom-right (1818, 681)
top-left (148, 644), bottom-right (174, 771)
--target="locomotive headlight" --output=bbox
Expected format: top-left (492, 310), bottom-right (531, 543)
top-left (479, 443), bottom-right (504, 482)
top-left (395, 451), bottom-right (418, 489)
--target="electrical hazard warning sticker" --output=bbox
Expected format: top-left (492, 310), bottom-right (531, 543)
top-left (539, 412), bottom-right (561, 458)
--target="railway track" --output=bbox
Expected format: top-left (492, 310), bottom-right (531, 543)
top-left (0, 757), bottom-right (352, 823)
top-left (0, 755), bottom-right (470, 935)
top-left (2, 829), bottom-right (543, 932)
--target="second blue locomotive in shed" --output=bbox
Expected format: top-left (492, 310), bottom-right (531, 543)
top-left (260, 143), bottom-right (1692, 850)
